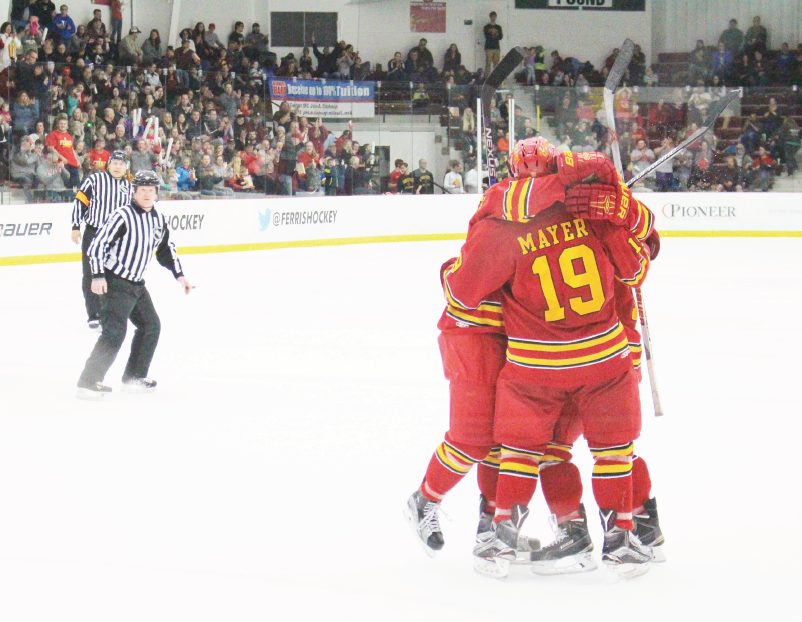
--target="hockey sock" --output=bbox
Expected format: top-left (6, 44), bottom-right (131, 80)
top-left (632, 455), bottom-right (653, 514)
top-left (477, 446), bottom-right (501, 513)
top-left (540, 440), bottom-right (583, 522)
top-left (590, 442), bottom-right (634, 530)
top-left (494, 444), bottom-right (546, 523)
top-left (421, 433), bottom-right (492, 502)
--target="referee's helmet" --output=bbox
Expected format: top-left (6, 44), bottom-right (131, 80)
top-left (132, 170), bottom-right (160, 188)
top-left (109, 150), bottom-right (129, 164)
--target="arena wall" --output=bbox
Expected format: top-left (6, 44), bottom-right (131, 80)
top-left (1, 193), bottom-right (801, 267)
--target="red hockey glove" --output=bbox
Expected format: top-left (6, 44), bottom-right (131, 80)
top-left (645, 230), bottom-right (660, 260)
top-left (564, 182), bottom-right (632, 227)
top-left (555, 151), bottom-right (619, 186)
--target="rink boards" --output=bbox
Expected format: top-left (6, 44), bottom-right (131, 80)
top-left (1, 192), bottom-right (801, 266)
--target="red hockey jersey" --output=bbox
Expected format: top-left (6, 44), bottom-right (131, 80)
top-left (444, 204), bottom-right (650, 387)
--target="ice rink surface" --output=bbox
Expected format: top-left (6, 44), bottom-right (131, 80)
top-left (1, 235), bottom-right (800, 621)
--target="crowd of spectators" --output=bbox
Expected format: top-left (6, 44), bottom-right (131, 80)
top-left (1, 5), bottom-right (802, 201)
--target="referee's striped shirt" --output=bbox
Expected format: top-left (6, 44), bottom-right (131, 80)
top-left (88, 201), bottom-right (184, 283)
top-left (71, 171), bottom-right (134, 230)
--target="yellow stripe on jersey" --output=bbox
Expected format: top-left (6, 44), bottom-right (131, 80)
top-left (446, 305), bottom-right (505, 328)
top-left (509, 323), bottom-right (625, 353)
top-left (629, 343), bottom-right (642, 368)
top-left (507, 338), bottom-right (629, 369)
top-left (590, 443), bottom-right (634, 458)
top-left (631, 200), bottom-right (654, 242)
top-left (503, 178), bottom-right (534, 222)
top-left (617, 254), bottom-right (649, 287)
top-left (632, 306), bottom-right (638, 322)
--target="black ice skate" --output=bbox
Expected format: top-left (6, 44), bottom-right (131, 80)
top-left (476, 495), bottom-right (494, 543)
top-left (87, 318), bottom-right (100, 330)
top-left (121, 376), bottom-right (158, 393)
top-left (476, 496), bottom-right (539, 565)
top-left (403, 489), bottom-right (445, 558)
top-left (600, 509), bottom-right (651, 580)
top-left (76, 380), bottom-right (112, 400)
top-left (634, 497), bottom-right (666, 562)
top-left (531, 503), bottom-right (598, 575)
top-left (472, 505), bottom-right (528, 579)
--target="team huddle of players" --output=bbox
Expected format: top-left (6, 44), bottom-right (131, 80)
top-left (404, 136), bottom-right (664, 580)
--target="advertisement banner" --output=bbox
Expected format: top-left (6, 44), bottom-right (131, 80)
top-left (410, 1), bottom-right (447, 33)
top-left (2, 193), bottom-right (801, 266)
top-left (269, 79), bottom-right (375, 119)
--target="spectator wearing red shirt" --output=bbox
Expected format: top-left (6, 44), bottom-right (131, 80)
top-left (242, 143), bottom-right (265, 191)
top-left (46, 115), bottom-right (81, 188)
top-left (87, 137), bottom-right (110, 172)
top-left (387, 158), bottom-right (404, 194)
top-left (297, 141), bottom-right (321, 179)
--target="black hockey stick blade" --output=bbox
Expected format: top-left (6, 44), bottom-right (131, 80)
top-left (605, 39), bottom-right (635, 92)
top-left (628, 90), bottom-right (740, 187)
top-left (480, 46), bottom-right (525, 187)
top-left (481, 46), bottom-right (525, 118)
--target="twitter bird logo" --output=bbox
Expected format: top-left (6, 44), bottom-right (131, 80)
top-left (259, 209), bottom-right (272, 231)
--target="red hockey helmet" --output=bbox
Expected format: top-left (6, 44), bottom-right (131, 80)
top-left (509, 137), bottom-right (557, 179)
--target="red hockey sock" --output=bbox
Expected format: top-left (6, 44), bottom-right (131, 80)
top-left (540, 462), bottom-right (583, 522)
top-left (631, 455), bottom-right (653, 514)
top-left (494, 444), bottom-right (546, 523)
top-left (421, 434), bottom-right (492, 502)
top-left (590, 442), bottom-right (634, 530)
top-left (476, 446), bottom-right (501, 512)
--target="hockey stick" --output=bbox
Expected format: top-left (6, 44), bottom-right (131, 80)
top-left (481, 46), bottom-right (525, 187)
top-left (604, 40), bottom-right (664, 417)
top-left (603, 39), bottom-right (634, 175)
top-left (627, 90), bottom-right (739, 187)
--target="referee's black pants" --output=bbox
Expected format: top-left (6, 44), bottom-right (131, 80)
top-left (78, 274), bottom-right (161, 385)
top-left (81, 225), bottom-right (101, 321)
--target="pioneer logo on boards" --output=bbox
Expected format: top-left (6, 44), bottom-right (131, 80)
top-left (661, 204), bottom-right (736, 219)
top-left (0, 222), bottom-right (52, 236)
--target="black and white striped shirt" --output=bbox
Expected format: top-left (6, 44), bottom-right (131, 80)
top-left (71, 171), bottom-right (134, 229)
top-left (88, 201), bottom-right (184, 283)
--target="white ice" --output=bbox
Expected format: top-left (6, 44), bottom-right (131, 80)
top-left (0, 236), bottom-right (800, 621)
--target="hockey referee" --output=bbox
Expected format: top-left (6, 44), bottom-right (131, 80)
top-left (71, 150), bottom-right (133, 329)
top-left (76, 170), bottom-right (192, 399)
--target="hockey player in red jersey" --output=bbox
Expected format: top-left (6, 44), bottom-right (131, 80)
top-left (405, 139), bottom-right (663, 570)
top-left (442, 140), bottom-right (654, 579)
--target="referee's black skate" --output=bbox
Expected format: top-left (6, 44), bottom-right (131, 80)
top-left (634, 497), bottom-right (666, 562)
top-left (121, 376), bottom-right (158, 393)
top-left (404, 489), bottom-right (445, 558)
top-left (87, 318), bottom-right (100, 330)
top-left (531, 503), bottom-right (597, 575)
top-left (76, 380), bottom-right (112, 400)
top-left (600, 509), bottom-right (651, 580)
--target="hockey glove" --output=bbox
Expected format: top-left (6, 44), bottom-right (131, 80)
top-left (555, 151), bottom-right (619, 186)
top-left (565, 182), bottom-right (632, 227)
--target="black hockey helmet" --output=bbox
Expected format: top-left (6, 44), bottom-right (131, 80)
top-left (132, 170), bottom-right (160, 188)
top-left (109, 150), bottom-right (129, 164)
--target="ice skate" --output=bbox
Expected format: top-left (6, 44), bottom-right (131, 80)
top-left (403, 489), bottom-right (444, 558)
top-left (531, 504), bottom-right (598, 575)
top-left (600, 509), bottom-right (651, 580)
top-left (634, 497), bottom-right (666, 562)
top-left (87, 318), bottom-right (100, 330)
top-left (476, 495), bottom-right (494, 543)
top-left (76, 380), bottom-right (112, 400)
top-left (476, 496), bottom-right (539, 564)
top-left (121, 376), bottom-right (158, 393)
top-left (472, 505), bottom-right (528, 579)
